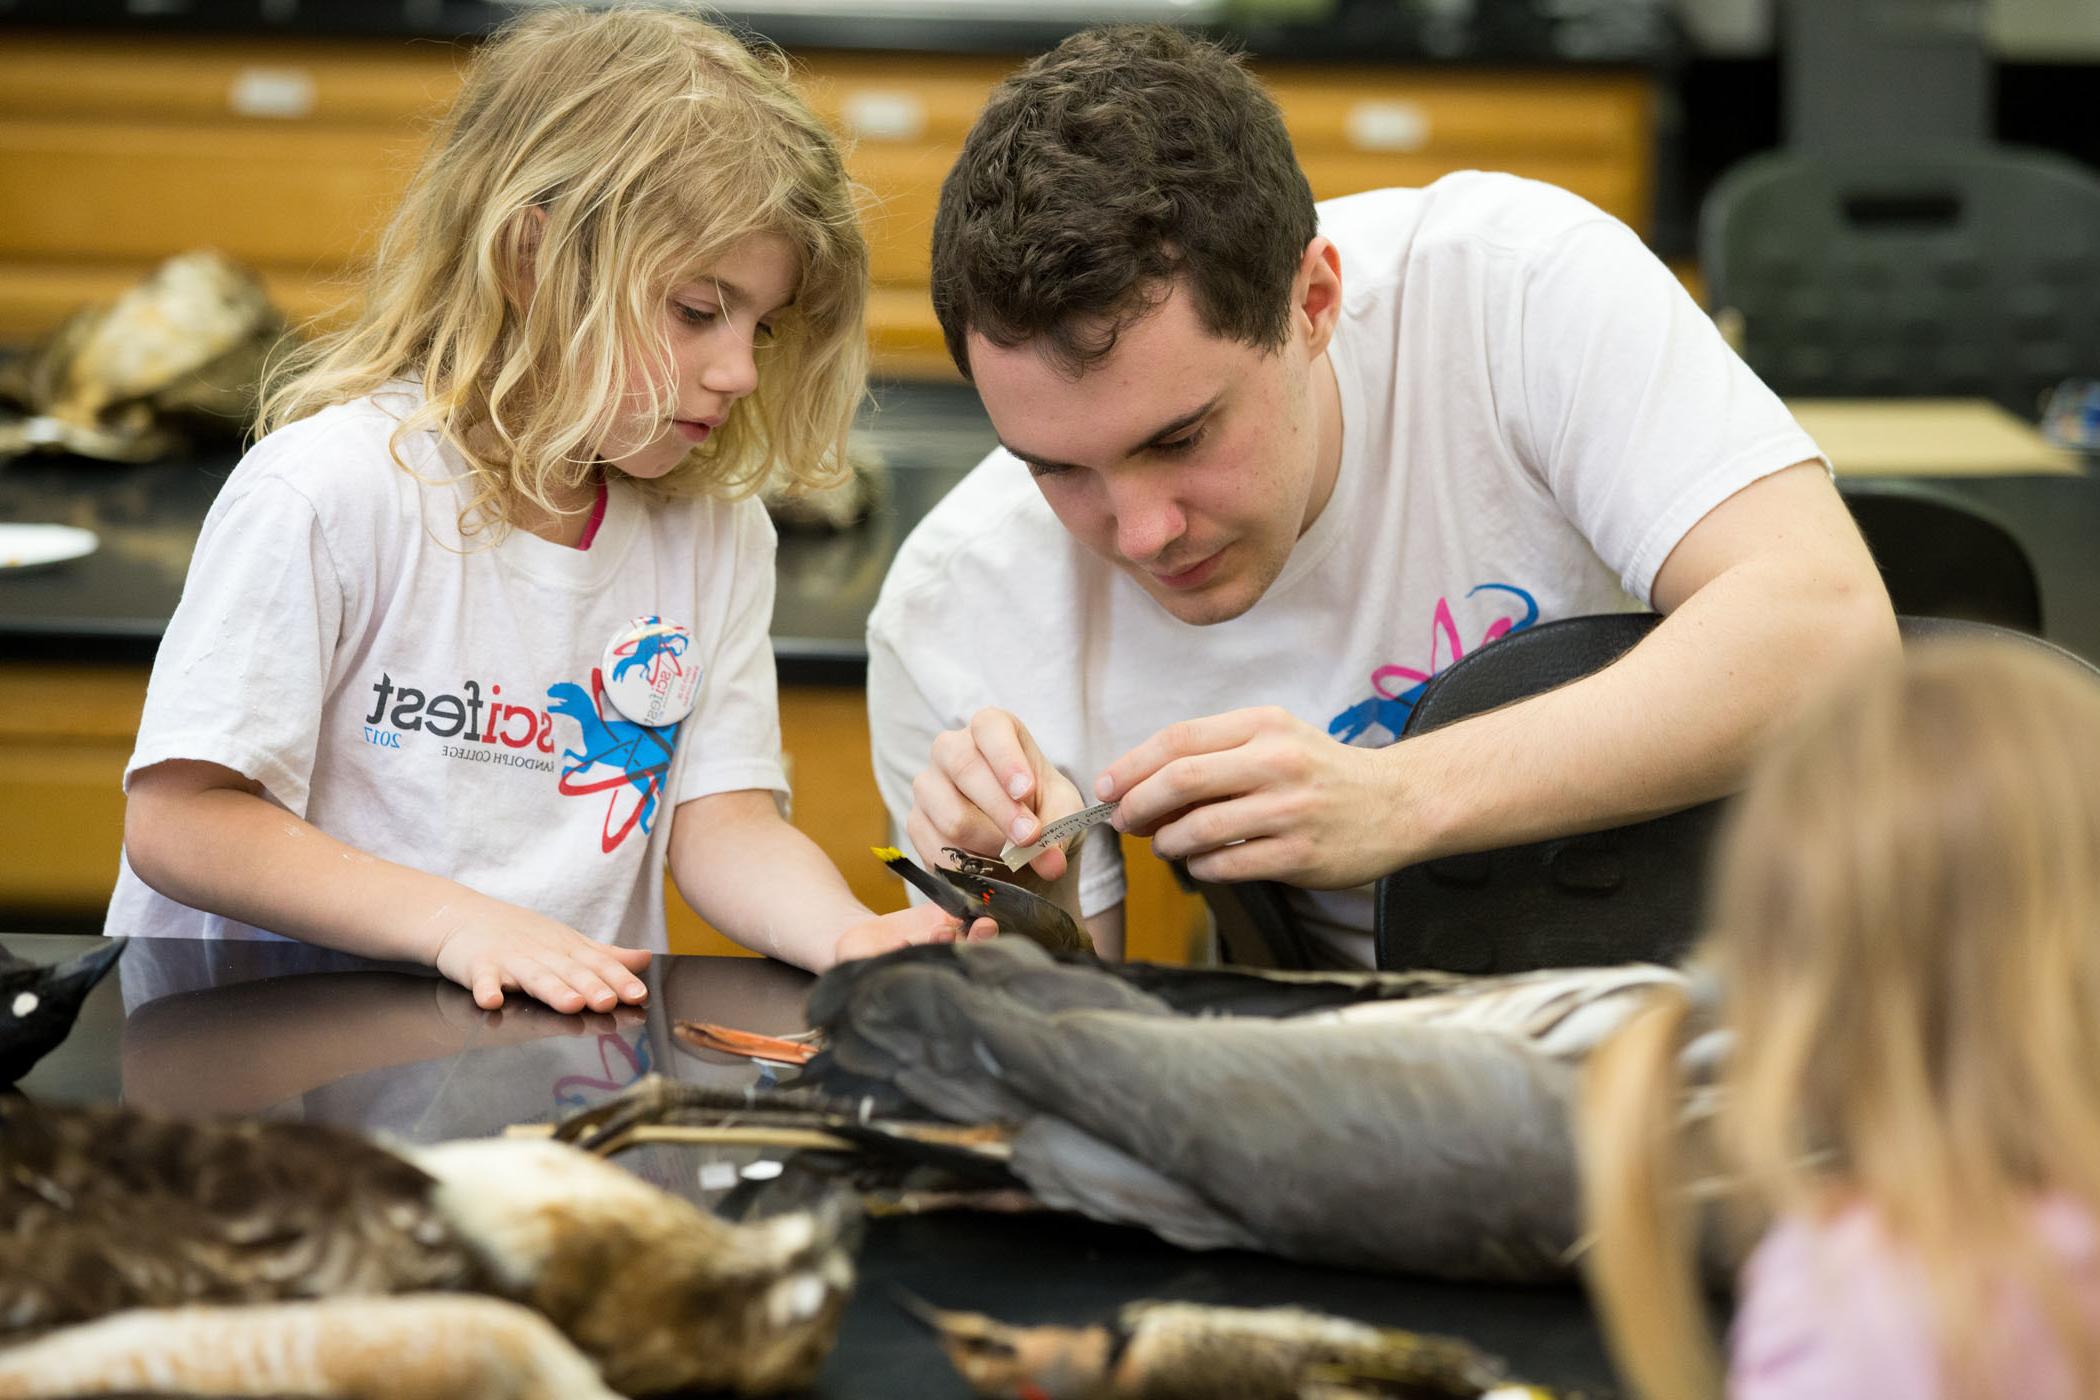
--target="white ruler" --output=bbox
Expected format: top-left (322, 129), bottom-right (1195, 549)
top-left (998, 800), bottom-right (1119, 871)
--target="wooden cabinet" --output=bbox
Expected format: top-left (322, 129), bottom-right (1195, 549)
top-left (0, 35), bottom-right (1655, 378)
top-left (0, 36), bottom-right (458, 343)
top-left (0, 665), bottom-right (142, 916)
top-left (0, 665), bottom-right (1205, 963)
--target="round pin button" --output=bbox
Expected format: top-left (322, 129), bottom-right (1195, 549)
top-left (601, 615), bottom-right (702, 728)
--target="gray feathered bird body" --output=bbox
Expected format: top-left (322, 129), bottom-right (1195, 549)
top-left (802, 941), bottom-right (1683, 1282)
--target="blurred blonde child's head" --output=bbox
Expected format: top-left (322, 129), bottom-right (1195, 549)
top-left (1711, 638), bottom-right (2100, 1220)
top-left (1583, 638), bottom-right (2100, 1400)
top-left (264, 3), bottom-right (868, 534)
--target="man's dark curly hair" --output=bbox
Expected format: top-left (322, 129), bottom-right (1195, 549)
top-left (931, 25), bottom-right (1318, 380)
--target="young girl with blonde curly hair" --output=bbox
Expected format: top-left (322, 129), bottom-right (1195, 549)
top-left (112, 3), bottom-right (968, 1012)
top-left (1582, 638), bottom-right (2100, 1399)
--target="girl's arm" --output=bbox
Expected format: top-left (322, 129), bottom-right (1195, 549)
top-left (124, 759), bottom-right (652, 1014)
top-left (666, 789), bottom-right (966, 971)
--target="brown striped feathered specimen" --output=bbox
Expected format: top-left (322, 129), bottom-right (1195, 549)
top-left (0, 1096), bottom-right (856, 1397)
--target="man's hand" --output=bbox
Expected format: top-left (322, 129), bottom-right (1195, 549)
top-left (1097, 706), bottom-right (1416, 889)
top-left (832, 901), bottom-right (988, 964)
top-left (909, 708), bottom-right (1088, 879)
top-left (430, 897), bottom-right (653, 1014)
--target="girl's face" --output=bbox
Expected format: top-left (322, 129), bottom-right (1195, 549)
top-left (598, 231), bottom-right (800, 481)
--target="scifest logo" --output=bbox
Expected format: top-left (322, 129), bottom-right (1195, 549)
top-left (360, 671), bottom-right (674, 853)
top-left (363, 675), bottom-right (555, 759)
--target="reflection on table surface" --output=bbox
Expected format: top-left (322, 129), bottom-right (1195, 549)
top-left (6, 931), bottom-right (1620, 1398)
top-left (110, 934), bottom-right (811, 1144)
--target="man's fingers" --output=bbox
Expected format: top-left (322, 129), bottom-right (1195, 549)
top-left (1116, 746), bottom-right (1261, 835)
top-left (1096, 708), bottom-right (1272, 805)
top-left (904, 809), bottom-right (999, 893)
top-left (912, 764), bottom-right (1014, 859)
top-left (1025, 844), bottom-right (1070, 882)
top-left (1184, 833), bottom-right (1292, 885)
top-left (940, 723), bottom-right (1036, 846)
top-left (968, 709), bottom-right (1041, 806)
top-left (1148, 787), bottom-right (1284, 862)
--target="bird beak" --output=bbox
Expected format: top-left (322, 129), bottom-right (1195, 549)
top-left (42, 938), bottom-right (127, 1001)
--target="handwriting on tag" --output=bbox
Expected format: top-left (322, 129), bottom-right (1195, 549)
top-left (999, 800), bottom-right (1119, 870)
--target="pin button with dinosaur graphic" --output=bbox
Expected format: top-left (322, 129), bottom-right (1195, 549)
top-left (600, 615), bottom-right (702, 728)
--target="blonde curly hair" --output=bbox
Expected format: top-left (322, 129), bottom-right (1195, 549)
top-left (260, 2), bottom-right (868, 536)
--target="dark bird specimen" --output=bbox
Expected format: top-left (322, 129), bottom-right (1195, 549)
top-left (910, 1296), bottom-right (1573, 1400)
top-left (0, 1094), bottom-right (856, 1396)
top-left (0, 939), bottom-right (125, 1089)
top-left (874, 846), bottom-right (1092, 956)
top-left (577, 941), bottom-right (1688, 1283)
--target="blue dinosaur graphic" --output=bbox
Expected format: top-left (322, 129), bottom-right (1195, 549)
top-left (611, 627), bottom-right (688, 686)
top-left (548, 674), bottom-right (679, 851)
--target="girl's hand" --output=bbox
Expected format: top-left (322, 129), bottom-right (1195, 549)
top-left (832, 901), bottom-right (994, 965)
top-left (431, 898), bottom-right (653, 1013)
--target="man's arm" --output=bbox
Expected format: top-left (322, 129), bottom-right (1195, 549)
top-left (1104, 461), bottom-right (1897, 886)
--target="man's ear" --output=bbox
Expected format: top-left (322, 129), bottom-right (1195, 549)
top-left (1294, 237), bottom-right (1343, 359)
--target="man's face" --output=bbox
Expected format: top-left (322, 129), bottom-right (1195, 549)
top-left (967, 275), bottom-right (1338, 626)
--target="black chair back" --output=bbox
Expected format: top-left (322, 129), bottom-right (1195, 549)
top-left (1373, 613), bottom-right (2097, 973)
top-left (1841, 482), bottom-right (2042, 633)
top-left (1701, 146), bottom-right (2100, 413)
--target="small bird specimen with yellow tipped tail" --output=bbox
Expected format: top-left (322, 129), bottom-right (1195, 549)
top-left (873, 846), bottom-right (1093, 956)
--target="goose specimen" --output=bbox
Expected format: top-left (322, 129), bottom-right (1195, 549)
top-left (571, 939), bottom-right (1691, 1283)
top-left (0, 1094), bottom-right (855, 1396)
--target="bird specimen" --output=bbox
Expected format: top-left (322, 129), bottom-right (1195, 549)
top-left (0, 1294), bottom-right (621, 1400)
top-left (562, 939), bottom-right (1690, 1282)
top-left (0, 938), bottom-right (125, 1089)
top-left (874, 846), bottom-right (1093, 956)
top-left (0, 1093), bottom-right (856, 1396)
top-left (909, 1296), bottom-right (1574, 1400)
top-left (0, 251), bottom-right (285, 462)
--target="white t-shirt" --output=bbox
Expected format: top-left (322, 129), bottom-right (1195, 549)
top-left (867, 174), bottom-right (1825, 966)
top-left (107, 385), bottom-right (788, 952)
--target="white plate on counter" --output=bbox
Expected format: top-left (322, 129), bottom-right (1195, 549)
top-left (0, 523), bottom-right (99, 573)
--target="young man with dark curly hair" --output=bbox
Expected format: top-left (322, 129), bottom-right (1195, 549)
top-left (868, 26), bottom-right (1896, 966)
